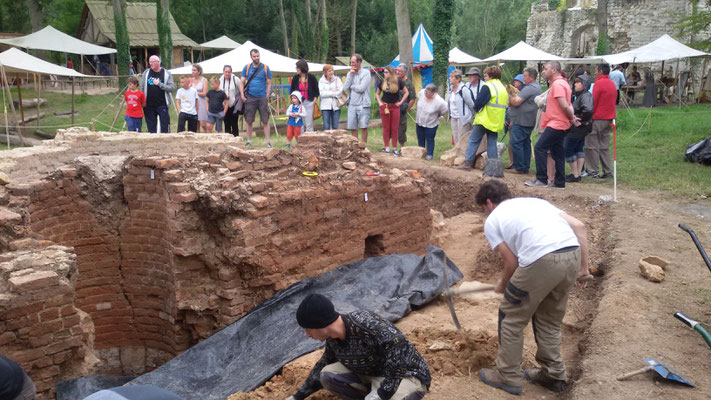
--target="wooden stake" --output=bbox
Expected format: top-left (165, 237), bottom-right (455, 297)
top-left (110, 99), bottom-right (126, 132)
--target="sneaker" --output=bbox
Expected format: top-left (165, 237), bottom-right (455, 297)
top-left (524, 179), bottom-right (548, 187)
top-left (425, 155), bottom-right (433, 160)
top-left (266, 143), bottom-right (272, 148)
top-left (588, 173), bottom-right (601, 179)
top-left (510, 169), bottom-right (527, 175)
top-left (245, 141), bottom-right (251, 147)
top-left (524, 368), bottom-right (567, 393)
top-left (381, 148), bottom-right (390, 154)
top-left (285, 143), bottom-right (291, 149)
top-left (392, 150), bottom-right (400, 156)
top-left (600, 173), bottom-right (613, 179)
top-left (547, 182), bottom-right (565, 189)
top-left (479, 369), bottom-right (522, 395)
top-left (580, 170), bottom-right (590, 177)
top-left (565, 175), bottom-right (581, 183)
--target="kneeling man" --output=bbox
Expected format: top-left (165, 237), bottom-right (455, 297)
top-left (474, 180), bottom-right (590, 395)
top-left (287, 294), bottom-right (430, 400)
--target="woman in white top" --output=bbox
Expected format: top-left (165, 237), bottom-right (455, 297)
top-left (219, 65), bottom-right (244, 137)
top-left (447, 69), bottom-right (471, 145)
top-left (191, 64), bottom-right (208, 132)
top-left (318, 64), bottom-right (343, 130)
top-left (416, 83), bottom-right (449, 160)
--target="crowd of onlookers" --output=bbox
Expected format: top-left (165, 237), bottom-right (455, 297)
top-left (450, 61), bottom-right (632, 189)
top-left (120, 50), bottom-right (641, 188)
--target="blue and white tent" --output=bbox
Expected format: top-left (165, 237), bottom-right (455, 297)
top-left (388, 23), bottom-right (435, 67)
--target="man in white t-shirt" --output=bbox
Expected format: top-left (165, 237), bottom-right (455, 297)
top-left (474, 180), bottom-right (590, 395)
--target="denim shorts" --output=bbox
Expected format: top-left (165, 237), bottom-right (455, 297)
top-left (564, 136), bottom-right (586, 162)
top-left (346, 105), bottom-right (370, 130)
top-left (207, 111), bottom-right (225, 124)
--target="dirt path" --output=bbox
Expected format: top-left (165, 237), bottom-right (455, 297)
top-left (230, 155), bottom-right (711, 399)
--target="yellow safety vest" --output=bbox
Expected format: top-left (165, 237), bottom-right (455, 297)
top-left (473, 79), bottom-right (508, 132)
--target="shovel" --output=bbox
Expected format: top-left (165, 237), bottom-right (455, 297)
top-left (678, 223), bottom-right (711, 274)
top-left (617, 358), bottom-right (695, 387)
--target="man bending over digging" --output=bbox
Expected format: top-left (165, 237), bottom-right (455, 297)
top-left (474, 180), bottom-right (591, 395)
top-left (286, 294), bottom-right (430, 400)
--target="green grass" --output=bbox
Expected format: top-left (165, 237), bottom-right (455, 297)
top-left (2, 86), bottom-right (709, 199)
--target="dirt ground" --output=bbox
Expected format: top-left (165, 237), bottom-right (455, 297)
top-left (229, 155), bottom-right (711, 400)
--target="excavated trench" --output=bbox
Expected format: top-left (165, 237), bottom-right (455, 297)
top-left (0, 130), bottom-right (612, 399)
top-left (227, 162), bottom-right (613, 399)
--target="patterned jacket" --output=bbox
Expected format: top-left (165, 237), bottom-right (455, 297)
top-left (294, 310), bottom-right (431, 400)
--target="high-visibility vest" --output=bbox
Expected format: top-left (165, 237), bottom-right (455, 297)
top-left (473, 79), bottom-right (508, 132)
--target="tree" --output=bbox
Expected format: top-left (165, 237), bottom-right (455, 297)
top-left (156, 0), bottom-right (173, 69)
top-left (432, 0), bottom-right (454, 92)
top-left (278, 0), bottom-right (289, 55)
top-left (394, 0), bottom-right (413, 77)
top-left (113, 0), bottom-right (130, 90)
top-left (596, 0), bottom-right (610, 54)
top-left (318, 0), bottom-right (328, 61)
top-left (25, 0), bottom-right (42, 33)
top-left (350, 0), bottom-right (358, 54)
top-left (675, 5), bottom-right (711, 51)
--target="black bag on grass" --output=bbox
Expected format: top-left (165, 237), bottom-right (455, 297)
top-left (684, 138), bottom-right (711, 165)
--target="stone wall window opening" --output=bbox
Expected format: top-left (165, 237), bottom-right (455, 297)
top-left (364, 234), bottom-right (385, 258)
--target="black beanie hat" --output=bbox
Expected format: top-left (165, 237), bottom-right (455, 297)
top-left (296, 294), bottom-right (339, 329)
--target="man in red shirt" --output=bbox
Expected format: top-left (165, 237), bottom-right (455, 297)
top-left (525, 62), bottom-right (579, 189)
top-left (584, 64), bottom-right (617, 178)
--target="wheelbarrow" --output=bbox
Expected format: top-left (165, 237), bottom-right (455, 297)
top-left (617, 358), bottom-right (695, 387)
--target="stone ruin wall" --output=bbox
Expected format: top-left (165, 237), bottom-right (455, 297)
top-left (0, 130), bottom-right (434, 399)
top-left (527, 0), bottom-right (711, 61)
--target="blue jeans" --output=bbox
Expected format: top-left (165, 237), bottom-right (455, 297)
top-left (535, 127), bottom-right (567, 186)
top-left (510, 124), bottom-right (533, 172)
top-left (322, 109), bottom-right (341, 130)
top-left (144, 104), bottom-right (170, 133)
top-left (416, 125), bottom-right (438, 156)
top-left (125, 116), bottom-right (142, 132)
top-left (464, 124), bottom-right (498, 164)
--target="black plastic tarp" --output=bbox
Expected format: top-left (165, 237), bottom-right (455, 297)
top-left (60, 245), bottom-right (462, 400)
top-left (685, 137), bottom-right (711, 165)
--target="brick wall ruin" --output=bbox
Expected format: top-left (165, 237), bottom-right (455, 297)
top-left (0, 130), bottom-right (433, 399)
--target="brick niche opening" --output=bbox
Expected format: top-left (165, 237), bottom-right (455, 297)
top-left (0, 129), bottom-right (433, 399)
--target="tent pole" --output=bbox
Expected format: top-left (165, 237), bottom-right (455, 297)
top-left (71, 77), bottom-right (75, 125)
top-left (675, 59), bottom-right (681, 108)
top-left (15, 77), bottom-right (26, 145)
top-left (1, 65), bottom-right (10, 147)
top-left (35, 73), bottom-right (40, 132)
top-left (81, 54), bottom-right (85, 74)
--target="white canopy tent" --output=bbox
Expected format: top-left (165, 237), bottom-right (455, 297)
top-left (0, 48), bottom-right (89, 137)
top-left (483, 41), bottom-right (564, 62)
top-left (0, 48), bottom-right (87, 77)
top-left (197, 35), bottom-right (241, 50)
top-left (170, 40), bottom-right (348, 76)
top-left (0, 25), bottom-right (116, 55)
top-left (448, 47), bottom-right (482, 65)
top-left (600, 34), bottom-right (708, 64)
